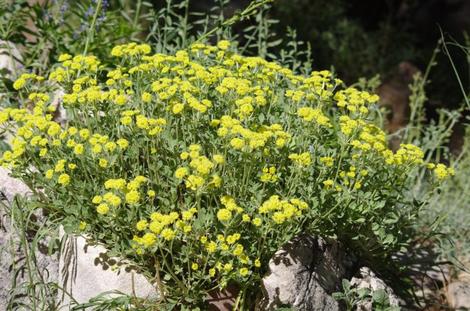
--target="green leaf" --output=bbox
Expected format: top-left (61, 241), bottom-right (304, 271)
top-left (332, 292), bottom-right (345, 301)
top-left (372, 289), bottom-right (389, 305)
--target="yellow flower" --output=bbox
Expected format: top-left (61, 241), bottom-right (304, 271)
top-left (230, 138), bottom-right (245, 150)
top-left (209, 268), bottom-right (216, 277)
top-left (126, 190), bottom-right (140, 204)
top-left (117, 138), bottom-right (129, 149)
top-left (206, 241), bottom-right (217, 253)
top-left (147, 190), bottom-right (156, 198)
top-left (212, 154), bottom-right (225, 164)
top-left (99, 158), bottom-right (108, 168)
top-left (217, 40), bottom-right (231, 50)
top-left (217, 208), bottom-right (232, 222)
top-left (58, 53), bottom-right (72, 62)
top-left (319, 157), bottom-right (334, 167)
top-left (58, 173), bottom-right (70, 186)
top-left (434, 163), bottom-right (453, 180)
top-left (13, 78), bottom-right (26, 90)
top-left (104, 178), bottom-right (126, 190)
top-left (96, 203), bottom-right (109, 215)
top-left (79, 129), bottom-right (90, 139)
top-left (175, 167), bottom-right (188, 179)
top-left (115, 94), bottom-right (127, 105)
top-left (254, 259), bottom-right (261, 268)
top-left (239, 267), bottom-right (249, 277)
top-left (104, 192), bottom-right (122, 207)
top-left (136, 220), bottom-right (148, 231)
top-left (323, 179), bottom-right (334, 189)
top-left (120, 116), bottom-right (132, 125)
top-left (141, 92), bottom-right (152, 103)
top-left (252, 218), bottom-right (262, 227)
top-left (92, 195), bottom-right (102, 204)
top-left (45, 169), bottom-right (54, 179)
top-left (141, 232), bottom-right (156, 247)
top-left (289, 152), bottom-right (312, 167)
top-left (79, 221), bottom-right (87, 230)
top-left (191, 262), bottom-right (199, 271)
top-left (186, 175), bottom-right (204, 190)
top-left (161, 228), bottom-right (176, 241)
top-left (172, 103), bottom-right (184, 114)
top-left (92, 144), bottom-right (102, 154)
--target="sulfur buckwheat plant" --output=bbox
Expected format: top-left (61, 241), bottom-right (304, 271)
top-left (0, 41), bottom-right (453, 308)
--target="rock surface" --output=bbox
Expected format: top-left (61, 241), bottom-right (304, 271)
top-left (0, 168), bottom-right (158, 309)
top-left (350, 267), bottom-right (400, 310)
top-left (447, 281), bottom-right (470, 310)
top-left (0, 40), bottom-right (22, 80)
top-left (0, 167), bottom-right (32, 201)
top-left (257, 235), bottom-right (356, 311)
top-left (58, 229), bottom-right (159, 308)
top-left (0, 167), bottom-right (58, 310)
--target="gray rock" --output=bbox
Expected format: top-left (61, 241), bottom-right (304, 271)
top-left (257, 235), bottom-right (356, 311)
top-left (50, 88), bottom-right (68, 125)
top-left (350, 267), bottom-right (400, 310)
top-left (0, 167), bottom-right (59, 310)
top-left (0, 167), bottom-right (32, 201)
top-left (0, 168), bottom-right (158, 310)
top-left (57, 228), bottom-right (159, 309)
top-left (0, 40), bottom-right (22, 80)
top-left (447, 281), bottom-right (470, 310)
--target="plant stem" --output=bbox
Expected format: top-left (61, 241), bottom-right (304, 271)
top-left (83, 0), bottom-right (103, 56)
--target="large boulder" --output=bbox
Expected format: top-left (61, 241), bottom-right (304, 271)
top-left (0, 167), bottom-right (58, 310)
top-left (257, 235), bottom-right (356, 311)
top-left (57, 229), bottom-right (159, 308)
top-left (0, 168), bottom-right (158, 309)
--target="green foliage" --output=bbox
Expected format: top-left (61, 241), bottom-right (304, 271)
top-left (1, 37), bottom-right (451, 307)
top-left (333, 279), bottom-right (400, 311)
top-left (0, 0), bottom-right (467, 309)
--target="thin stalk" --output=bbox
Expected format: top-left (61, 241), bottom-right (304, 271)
top-left (195, 0), bottom-right (273, 44)
top-left (83, 0), bottom-right (103, 56)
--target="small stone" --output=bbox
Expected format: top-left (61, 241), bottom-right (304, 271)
top-left (350, 267), bottom-right (400, 310)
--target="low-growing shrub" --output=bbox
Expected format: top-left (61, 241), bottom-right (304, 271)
top-left (0, 41), bottom-right (453, 308)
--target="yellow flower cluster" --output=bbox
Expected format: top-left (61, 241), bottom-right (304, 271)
top-left (260, 166), bottom-right (278, 183)
top-left (297, 107), bottom-right (331, 127)
top-left (121, 110), bottom-right (167, 136)
top-left (175, 144), bottom-right (222, 191)
top-left (13, 73), bottom-right (44, 90)
top-left (216, 195), bottom-right (243, 222)
top-left (258, 195), bottom-right (308, 224)
top-left (428, 163), bottom-right (455, 180)
top-left (132, 207), bottom-right (197, 250)
top-left (111, 43), bottom-right (152, 57)
top-left (215, 116), bottom-right (291, 151)
top-left (288, 152), bottom-right (312, 167)
top-left (334, 87), bottom-right (379, 113)
top-left (92, 176), bottom-right (149, 215)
